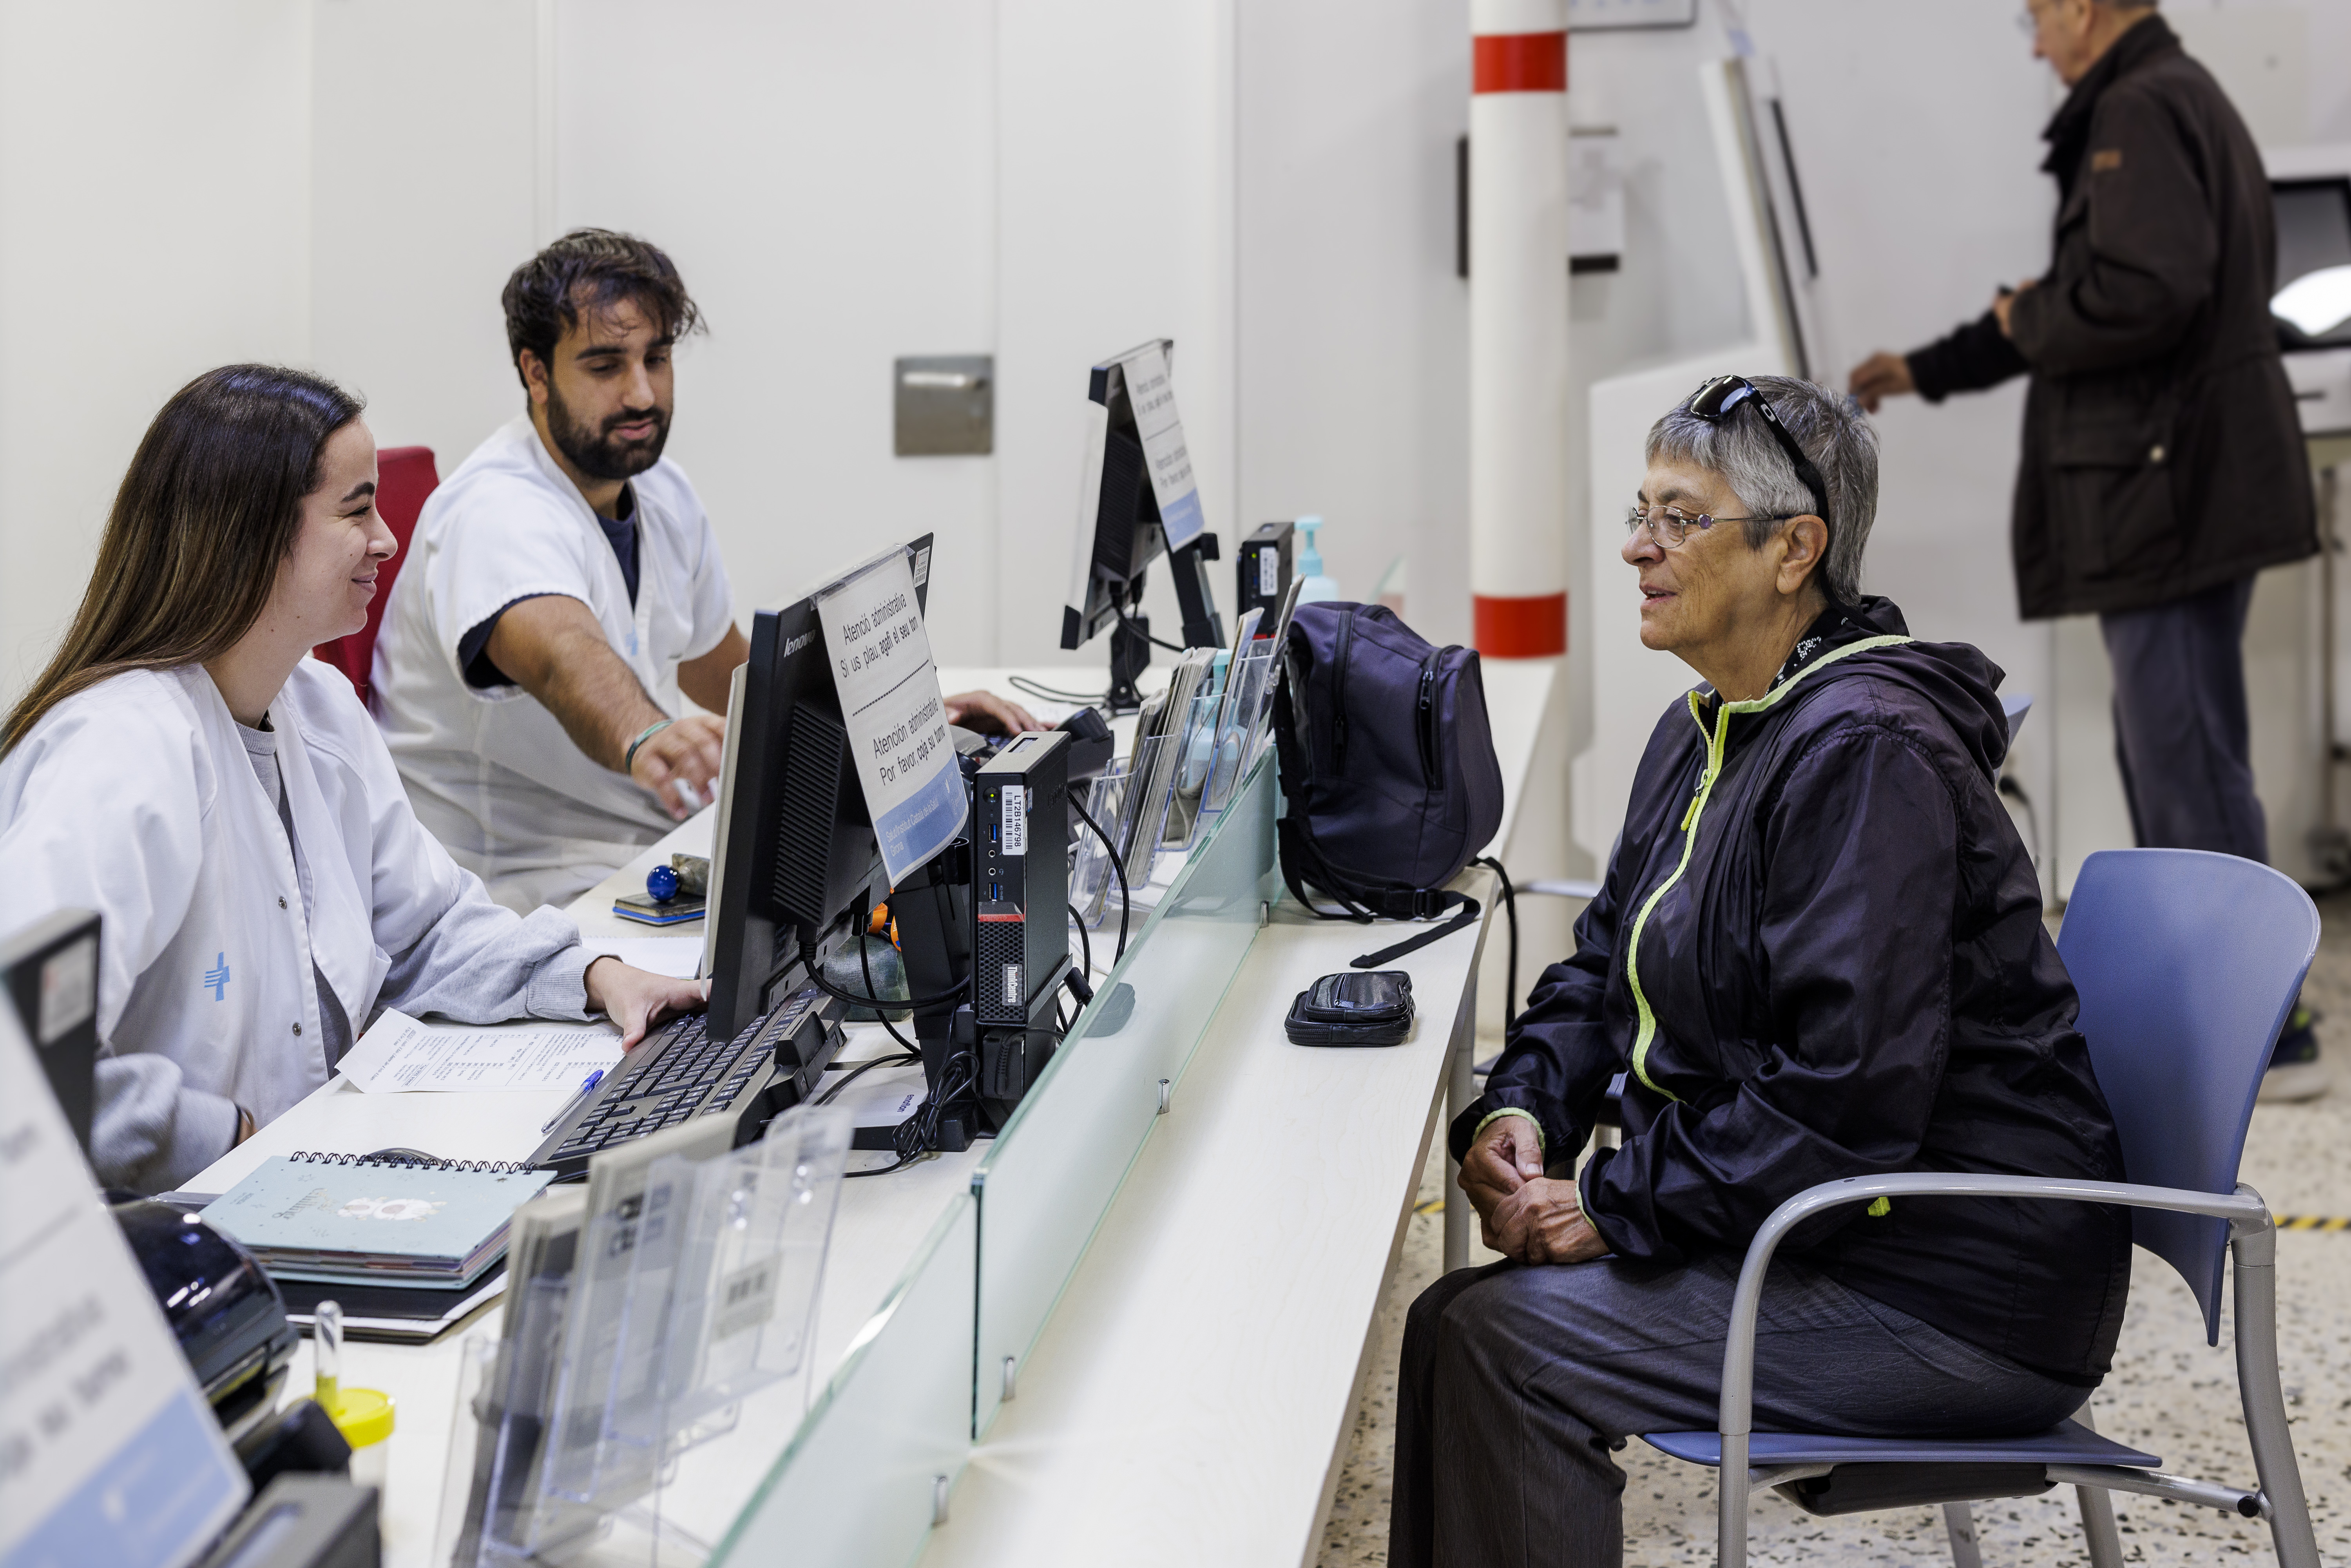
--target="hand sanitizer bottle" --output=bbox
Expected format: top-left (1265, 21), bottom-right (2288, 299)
top-left (1294, 516), bottom-right (1342, 604)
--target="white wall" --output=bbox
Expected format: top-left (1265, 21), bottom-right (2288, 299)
top-left (1235, 0), bottom-right (1471, 650)
top-left (995, 0), bottom-right (1240, 670)
top-left (0, 0), bottom-right (314, 701)
top-left (308, 0), bottom-right (538, 492)
top-left (557, 0), bottom-right (1005, 663)
top-left (308, 0), bottom-right (1009, 666)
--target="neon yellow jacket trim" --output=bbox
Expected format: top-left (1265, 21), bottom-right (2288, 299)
top-left (1623, 635), bottom-right (1915, 1101)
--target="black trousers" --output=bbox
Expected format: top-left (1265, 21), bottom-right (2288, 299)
top-left (2098, 575), bottom-right (2266, 861)
top-left (1389, 1253), bottom-right (2087, 1568)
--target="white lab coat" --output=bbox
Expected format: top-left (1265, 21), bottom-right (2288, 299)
top-left (0, 660), bottom-right (592, 1191)
top-left (372, 416), bottom-right (736, 912)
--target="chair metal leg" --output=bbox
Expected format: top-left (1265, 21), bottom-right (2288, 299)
top-left (1717, 1433), bottom-right (1750, 1568)
top-left (1941, 1501), bottom-right (1983, 1568)
top-left (2231, 1216), bottom-right (2322, 1568)
top-left (2075, 1485), bottom-right (2124, 1567)
top-left (2068, 1401), bottom-right (2126, 1568)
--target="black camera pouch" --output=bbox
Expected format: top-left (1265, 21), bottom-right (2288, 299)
top-left (1284, 969), bottom-right (1415, 1048)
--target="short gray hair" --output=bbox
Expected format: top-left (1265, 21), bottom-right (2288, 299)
top-left (1644, 375), bottom-right (1879, 605)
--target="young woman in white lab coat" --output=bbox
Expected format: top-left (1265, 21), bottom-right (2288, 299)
top-left (0, 365), bottom-right (700, 1192)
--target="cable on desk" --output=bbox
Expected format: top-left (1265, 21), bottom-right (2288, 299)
top-left (1069, 793), bottom-right (1132, 963)
top-left (1009, 674), bottom-right (1108, 707)
top-left (1067, 901), bottom-right (1092, 984)
top-left (813, 1051), bottom-right (922, 1106)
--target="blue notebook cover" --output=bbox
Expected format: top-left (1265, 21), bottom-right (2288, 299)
top-left (201, 1154), bottom-right (556, 1289)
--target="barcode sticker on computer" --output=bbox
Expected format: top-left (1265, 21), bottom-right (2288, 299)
top-left (1259, 548), bottom-right (1278, 598)
top-left (1002, 785), bottom-right (1028, 856)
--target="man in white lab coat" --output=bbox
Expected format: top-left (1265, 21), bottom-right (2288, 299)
top-left (375, 230), bottom-right (1037, 913)
top-left (373, 230), bottom-right (745, 913)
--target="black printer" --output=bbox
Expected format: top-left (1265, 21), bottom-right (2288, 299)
top-left (108, 1191), bottom-right (300, 1446)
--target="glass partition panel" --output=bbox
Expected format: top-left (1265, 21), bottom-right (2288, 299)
top-left (708, 1195), bottom-right (976, 1567)
top-left (969, 753), bottom-right (1281, 1436)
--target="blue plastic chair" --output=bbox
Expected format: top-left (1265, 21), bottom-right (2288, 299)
top-left (1641, 848), bottom-right (2322, 1567)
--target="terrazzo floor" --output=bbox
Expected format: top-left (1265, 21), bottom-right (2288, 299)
top-left (1317, 891), bottom-right (2351, 1566)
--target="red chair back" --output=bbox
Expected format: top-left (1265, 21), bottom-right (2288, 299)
top-left (313, 444), bottom-right (439, 707)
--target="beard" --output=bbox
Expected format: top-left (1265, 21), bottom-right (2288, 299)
top-left (546, 381), bottom-right (671, 482)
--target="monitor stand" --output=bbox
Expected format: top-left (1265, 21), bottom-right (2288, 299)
top-left (1107, 607), bottom-right (1152, 715)
top-left (1168, 534), bottom-right (1226, 650)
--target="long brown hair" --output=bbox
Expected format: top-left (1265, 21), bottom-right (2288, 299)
top-left (3, 365), bottom-right (364, 753)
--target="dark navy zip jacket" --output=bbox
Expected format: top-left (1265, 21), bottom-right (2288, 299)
top-left (1454, 598), bottom-right (2130, 1385)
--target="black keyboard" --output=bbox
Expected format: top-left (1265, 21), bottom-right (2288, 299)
top-left (527, 985), bottom-right (846, 1177)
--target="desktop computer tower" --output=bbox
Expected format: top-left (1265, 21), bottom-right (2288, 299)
top-left (973, 730), bottom-right (1071, 1109)
top-left (1237, 521), bottom-right (1294, 627)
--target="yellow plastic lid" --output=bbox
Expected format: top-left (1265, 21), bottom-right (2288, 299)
top-left (327, 1386), bottom-right (395, 1450)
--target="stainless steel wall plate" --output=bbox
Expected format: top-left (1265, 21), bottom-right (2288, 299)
top-left (895, 355), bottom-right (993, 455)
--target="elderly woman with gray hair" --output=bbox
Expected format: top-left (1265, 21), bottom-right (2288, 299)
top-left (1390, 376), bottom-right (2131, 1566)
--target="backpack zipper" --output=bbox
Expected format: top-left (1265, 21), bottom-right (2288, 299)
top-left (1331, 609), bottom-right (1358, 767)
top-left (1416, 655), bottom-right (1443, 787)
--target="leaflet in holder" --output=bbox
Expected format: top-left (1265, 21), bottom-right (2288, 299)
top-left (813, 545), bottom-right (965, 886)
top-left (437, 1107), bottom-right (851, 1568)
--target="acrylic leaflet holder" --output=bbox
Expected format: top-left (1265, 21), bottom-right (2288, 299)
top-left (437, 1105), bottom-right (851, 1567)
top-left (1070, 734), bottom-right (1175, 930)
top-left (1203, 639), bottom-right (1277, 820)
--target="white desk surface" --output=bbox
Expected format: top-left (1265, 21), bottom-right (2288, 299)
top-left (920, 873), bottom-right (1492, 1568)
top-left (185, 657), bottom-right (1546, 1566)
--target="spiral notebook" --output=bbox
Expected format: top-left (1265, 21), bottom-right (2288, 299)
top-left (200, 1152), bottom-right (557, 1291)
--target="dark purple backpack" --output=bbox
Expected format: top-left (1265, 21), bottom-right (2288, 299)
top-left (1273, 603), bottom-right (1505, 966)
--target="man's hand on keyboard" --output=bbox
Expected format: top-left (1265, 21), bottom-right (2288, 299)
top-left (584, 958), bottom-right (710, 1048)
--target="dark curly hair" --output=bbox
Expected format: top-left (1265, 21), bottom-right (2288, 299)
top-left (500, 228), bottom-right (705, 389)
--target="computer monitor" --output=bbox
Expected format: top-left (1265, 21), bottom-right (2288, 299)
top-left (1060, 339), bottom-right (1226, 712)
top-left (704, 537), bottom-right (942, 1042)
top-left (2266, 146), bottom-right (2351, 435)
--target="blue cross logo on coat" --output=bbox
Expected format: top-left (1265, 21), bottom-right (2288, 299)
top-left (203, 953), bottom-right (230, 1001)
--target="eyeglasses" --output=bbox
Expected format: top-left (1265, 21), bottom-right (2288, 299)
top-left (1624, 504), bottom-right (1790, 549)
top-left (1686, 374), bottom-right (1833, 527)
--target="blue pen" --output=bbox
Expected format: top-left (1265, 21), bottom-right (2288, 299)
top-left (541, 1068), bottom-right (607, 1133)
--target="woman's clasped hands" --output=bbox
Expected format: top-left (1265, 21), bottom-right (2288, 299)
top-left (1458, 1113), bottom-right (1612, 1266)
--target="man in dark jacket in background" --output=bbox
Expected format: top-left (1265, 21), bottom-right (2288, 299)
top-left (1850, 1), bottom-right (2322, 1096)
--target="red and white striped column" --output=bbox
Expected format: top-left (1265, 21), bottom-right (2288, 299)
top-left (1469, 0), bottom-right (1569, 660)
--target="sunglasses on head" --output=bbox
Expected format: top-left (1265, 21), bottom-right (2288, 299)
top-left (1687, 375), bottom-right (1832, 527)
